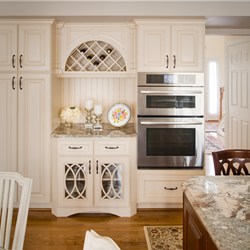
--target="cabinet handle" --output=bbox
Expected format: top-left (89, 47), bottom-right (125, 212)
top-left (12, 55), bottom-right (15, 68)
top-left (105, 146), bottom-right (119, 150)
top-left (164, 187), bottom-right (178, 191)
top-left (166, 55), bottom-right (169, 68)
top-left (89, 160), bottom-right (91, 174)
top-left (12, 76), bottom-right (15, 90)
top-left (96, 160), bottom-right (98, 174)
top-left (68, 146), bottom-right (82, 150)
top-left (19, 77), bottom-right (22, 90)
top-left (173, 55), bottom-right (176, 69)
top-left (19, 55), bottom-right (23, 68)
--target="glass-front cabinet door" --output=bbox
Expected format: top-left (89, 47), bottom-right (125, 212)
top-left (58, 156), bottom-right (93, 207)
top-left (94, 157), bottom-right (129, 207)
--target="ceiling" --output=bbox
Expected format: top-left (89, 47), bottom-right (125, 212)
top-left (0, 1), bottom-right (250, 34)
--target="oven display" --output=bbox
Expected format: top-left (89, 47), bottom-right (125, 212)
top-left (146, 128), bottom-right (195, 156)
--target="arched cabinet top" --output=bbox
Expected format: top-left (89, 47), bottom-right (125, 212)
top-left (65, 40), bottom-right (126, 72)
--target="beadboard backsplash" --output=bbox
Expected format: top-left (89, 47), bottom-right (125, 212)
top-left (61, 77), bottom-right (137, 124)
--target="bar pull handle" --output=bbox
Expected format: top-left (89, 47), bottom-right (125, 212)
top-left (12, 55), bottom-right (15, 68)
top-left (19, 55), bottom-right (23, 68)
top-left (12, 76), bottom-right (15, 90)
top-left (96, 160), bottom-right (98, 174)
top-left (140, 121), bottom-right (202, 125)
top-left (140, 90), bottom-right (202, 95)
top-left (166, 55), bottom-right (169, 68)
top-left (164, 187), bottom-right (178, 191)
top-left (173, 55), bottom-right (176, 68)
top-left (68, 146), bottom-right (82, 150)
top-left (105, 146), bottom-right (119, 150)
top-left (89, 160), bottom-right (91, 174)
top-left (19, 77), bottom-right (22, 90)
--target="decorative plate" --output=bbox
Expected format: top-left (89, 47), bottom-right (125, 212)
top-left (107, 103), bottom-right (131, 127)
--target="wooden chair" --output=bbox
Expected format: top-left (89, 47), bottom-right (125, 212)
top-left (212, 149), bottom-right (250, 175)
top-left (83, 230), bottom-right (121, 250)
top-left (0, 172), bottom-right (32, 250)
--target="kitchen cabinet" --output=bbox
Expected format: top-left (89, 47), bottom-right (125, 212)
top-left (0, 20), bottom-right (55, 207)
top-left (52, 137), bottom-right (137, 217)
top-left (183, 193), bottom-right (218, 250)
top-left (56, 22), bottom-right (136, 76)
top-left (135, 20), bottom-right (205, 72)
top-left (0, 22), bottom-right (52, 71)
top-left (137, 169), bottom-right (205, 208)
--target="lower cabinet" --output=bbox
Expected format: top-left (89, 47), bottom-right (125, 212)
top-left (52, 137), bottom-right (137, 217)
top-left (183, 193), bottom-right (218, 250)
top-left (137, 169), bottom-right (205, 208)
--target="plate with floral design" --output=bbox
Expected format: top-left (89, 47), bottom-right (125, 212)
top-left (107, 103), bottom-right (131, 127)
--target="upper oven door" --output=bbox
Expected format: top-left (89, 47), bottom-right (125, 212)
top-left (138, 86), bottom-right (204, 116)
top-left (138, 72), bottom-right (204, 87)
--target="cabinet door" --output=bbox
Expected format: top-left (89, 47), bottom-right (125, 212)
top-left (0, 74), bottom-right (17, 172)
top-left (0, 24), bottom-right (17, 71)
top-left (17, 74), bottom-right (51, 204)
top-left (137, 25), bottom-right (170, 71)
top-left (94, 157), bottom-right (129, 207)
top-left (18, 24), bottom-right (51, 71)
top-left (58, 156), bottom-right (93, 207)
top-left (171, 25), bottom-right (204, 72)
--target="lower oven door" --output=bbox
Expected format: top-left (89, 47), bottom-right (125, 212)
top-left (138, 117), bottom-right (204, 169)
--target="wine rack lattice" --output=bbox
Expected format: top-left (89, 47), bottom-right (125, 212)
top-left (65, 40), bottom-right (126, 72)
top-left (64, 163), bottom-right (87, 199)
top-left (101, 163), bottom-right (123, 200)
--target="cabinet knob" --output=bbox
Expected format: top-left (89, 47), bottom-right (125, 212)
top-left (173, 55), bottom-right (176, 69)
top-left (164, 187), bottom-right (178, 191)
top-left (12, 55), bottom-right (15, 68)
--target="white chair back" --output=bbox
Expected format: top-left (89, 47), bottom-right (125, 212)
top-left (0, 172), bottom-right (32, 250)
top-left (83, 230), bottom-right (121, 250)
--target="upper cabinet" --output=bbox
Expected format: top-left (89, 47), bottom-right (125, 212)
top-left (56, 23), bottom-right (136, 76)
top-left (0, 21), bottom-right (53, 72)
top-left (135, 19), bottom-right (206, 72)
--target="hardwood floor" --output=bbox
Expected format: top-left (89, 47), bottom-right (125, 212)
top-left (23, 209), bottom-right (183, 250)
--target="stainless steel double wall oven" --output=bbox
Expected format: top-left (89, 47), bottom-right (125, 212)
top-left (137, 73), bottom-right (205, 169)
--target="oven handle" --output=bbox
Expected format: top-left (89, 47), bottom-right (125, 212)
top-left (140, 90), bottom-right (202, 95)
top-left (140, 121), bottom-right (203, 125)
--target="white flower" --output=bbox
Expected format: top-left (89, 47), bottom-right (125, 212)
top-left (60, 106), bottom-right (82, 120)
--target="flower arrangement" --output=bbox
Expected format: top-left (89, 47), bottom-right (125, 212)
top-left (60, 106), bottom-right (81, 126)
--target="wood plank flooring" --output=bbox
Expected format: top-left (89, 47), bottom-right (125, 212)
top-left (23, 209), bottom-right (183, 250)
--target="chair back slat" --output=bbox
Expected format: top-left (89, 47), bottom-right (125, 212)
top-left (0, 172), bottom-right (32, 250)
top-left (212, 150), bottom-right (250, 175)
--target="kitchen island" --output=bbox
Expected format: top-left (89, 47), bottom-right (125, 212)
top-left (182, 176), bottom-right (250, 250)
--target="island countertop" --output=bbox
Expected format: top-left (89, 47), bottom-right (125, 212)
top-left (182, 176), bottom-right (250, 250)
top-left (51, 123), bottom-right (137, 138)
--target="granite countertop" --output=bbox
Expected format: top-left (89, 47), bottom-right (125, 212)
top-left (51, 123), bottom-right (137, 138)
top-left (182, 176), bottom-right (250, 250)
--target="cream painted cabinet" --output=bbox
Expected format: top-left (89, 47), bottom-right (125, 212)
top-left (0, 20), bottom-right (55, 207)
top-left (0, 22), bottom-right (52, 71)
top-left (137, 169), bottom-right (205, 208)
top-left (52, 137), bottom-right (137, 217)
top-left (135, 20), bottom-right (205, 72)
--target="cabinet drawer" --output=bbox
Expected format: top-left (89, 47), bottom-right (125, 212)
top-left (94, 140), bottom-right (130, 155)
top-left (57, 140), bottom-right (93, 155)
top-left (138, 173), bottom-right (191, 204)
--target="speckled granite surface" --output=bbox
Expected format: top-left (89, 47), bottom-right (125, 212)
top-left (182, 176), bottom-right (250, 250)
top-left (51, 123), bottom-right (137, 138)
